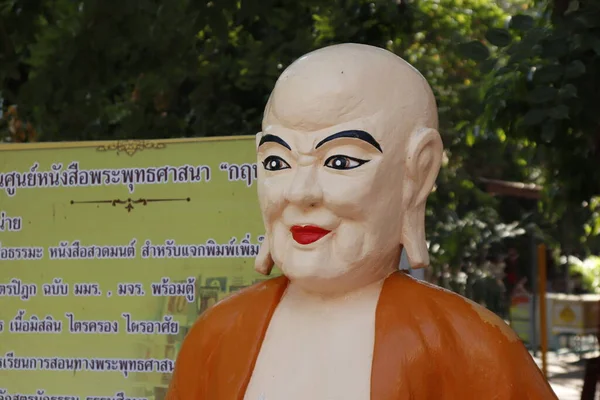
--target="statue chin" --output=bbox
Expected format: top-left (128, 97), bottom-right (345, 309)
top-left (277, 251), bottom-right (337, 285)
top-left (284, 272), bottom-right (357, 296)
top-left (275, 231), bottom-right (401, 295)
top-left (279, 255), bottom-right (380, 296)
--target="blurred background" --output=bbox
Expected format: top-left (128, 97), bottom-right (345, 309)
top-left (1, 0), bottom-right (599, 397)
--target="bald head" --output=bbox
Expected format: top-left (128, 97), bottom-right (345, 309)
top-left (263, 43), bottom-right (438, 135)
top-left (256, 44), bottom-right (443, 276)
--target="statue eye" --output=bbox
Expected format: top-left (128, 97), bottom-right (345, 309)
top-left (324, 155), bottom-right (369, 170)
top-left (262, 156), bottom-right (291, 171)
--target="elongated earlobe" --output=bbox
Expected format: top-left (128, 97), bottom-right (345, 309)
top-left (401, 127), bottom-right (442, 269)
top-left (255, 235), bottom-right (274, 275)
top-left (401, 206), bottom-right (429, 269)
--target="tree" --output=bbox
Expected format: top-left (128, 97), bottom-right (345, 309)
top-left (460, 0), bottom-right (600, 257)
top-left (1, 0), bottom-right (536, 294)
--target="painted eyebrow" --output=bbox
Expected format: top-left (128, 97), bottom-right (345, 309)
top-left (315, 130), bottom-right (383, 153)
top-left (258, 134), bottom-right (292, 151)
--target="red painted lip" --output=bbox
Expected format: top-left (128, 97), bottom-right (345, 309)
top-left (290, 225), bottom-right (331, 245)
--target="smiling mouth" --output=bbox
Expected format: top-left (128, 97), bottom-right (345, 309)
top-left (290, 225), bottom-right (331, 245)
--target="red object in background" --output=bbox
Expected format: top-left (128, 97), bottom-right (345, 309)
top-left (506, 270), bottom-right (518, 285)
top-left (511, 295), bottom-right (530, 306)
top-left (505, 248), bottom-right (520, 285)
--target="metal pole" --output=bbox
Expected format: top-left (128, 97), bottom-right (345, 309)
top-left (538, 244), bottom-right (548, 378)
top-left (531, 232), bottom-right (538, 356)
top-left (562, 208), bottom-right (572, 294)
top-left (564, 254), bottom-right (571, 294)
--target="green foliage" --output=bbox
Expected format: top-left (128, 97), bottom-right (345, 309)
top-left (0, 0), bottom-right (562, 282)
top-left (459, 40), bottom-right (491, 60)
top-left (486, 28), bottom-right (513, 47)
top-left (510, 14), bottom-right (536, 30)
top-left (0, 0), bottom-right (510, 142)
top-left (567, 255), bottom-right (600, 293)
top-left (461, 0), bottom-right (600, 256)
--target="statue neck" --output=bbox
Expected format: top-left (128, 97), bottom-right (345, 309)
top-left (285, 275), bottom-right (388, 307)
top-left (285, 248), bottom-right (402, 301)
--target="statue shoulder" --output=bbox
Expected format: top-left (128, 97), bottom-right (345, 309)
top-left (168, 276), bottom-right (288, 397)
top-left (190, 275), bottom-right (288, 340)
top-left (382, 273), bottom-right (556, 398)
top-left (386, 273), bottom-right (521, 344)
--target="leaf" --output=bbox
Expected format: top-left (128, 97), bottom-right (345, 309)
top-left (541, 121), bottom-right (556, 142)
top-left (238, 0), bottom-right (257, 20)
top-left (460, 181), bottom-right (476, 195)
top-left (0, 0), bottom-right (16, 15)
top-left (565, 0), bottom-right (580, 15)
top-left (205, 7), bottom-right (229, 42)
top-left (521, 28), bottom-right (547, 47)
top-left (509, 15), bottom-right (535, 31)
top-left (559, 84), bottom-right (578, 98)
top-left (534, 65), bottom-right (563, 83)
top-left (507, 50), bottom-right (530, 65)
top-left (485, 28), bottom-right (512, 47)
top-left (566, 60), bottom-right (586, 78)
top-left (549, 104), bottom-right (569, 120)
top-left (495, 66), bottom-right (514, 76)
top-left (458, 41), bottom-right (490, 61)
top-left (466, 131), bottom-right (475, 147)
top-left (505, 41), bottom-right (536, 65)
top-left (481, 58), bottom-right (498, 74)
top-left (523, 109), bottom-right (547, 126)
top-left (526, 86), bottom-right (558, 104)
top-left (542, 40), bottom-right (569, 59)
top-left (575, 13), bottom-right (600, 28)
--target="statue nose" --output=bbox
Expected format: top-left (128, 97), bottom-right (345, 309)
top-left (286, 165), bottom-right (323, 207)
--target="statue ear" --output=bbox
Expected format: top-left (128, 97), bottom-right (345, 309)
top-left (402, 207), bottom-right (429, 269)
top-left (401, 128), bottom-right (443, 269)
top-left (255, 235), bottom-right (274, 275)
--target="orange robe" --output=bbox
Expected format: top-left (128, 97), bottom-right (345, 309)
top-left (167, 272), bottom-right (557, 399)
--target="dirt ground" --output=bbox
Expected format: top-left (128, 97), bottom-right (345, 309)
top-left (533, 351), bottom-right (592, 400)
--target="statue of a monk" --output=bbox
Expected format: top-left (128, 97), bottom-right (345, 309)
top-left (166, 43), bottom-right (558, 400)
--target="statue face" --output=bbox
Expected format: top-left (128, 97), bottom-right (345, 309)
top-left (257, 117), bottom-right (407, 293)
top-left (256, 44), bottom-right (441, 293)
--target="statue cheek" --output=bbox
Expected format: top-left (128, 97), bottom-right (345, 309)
top-left (259, 180), bottom-right (286, 209)
top-left (262, 200), bottom-right (286, 229)
top-left (321, 181), bottom-right (374, 218)
top-left (338, 230), bottom-right (365, 262)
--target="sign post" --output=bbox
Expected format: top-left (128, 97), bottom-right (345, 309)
top-left (538, 244), bottom-right (548, 378)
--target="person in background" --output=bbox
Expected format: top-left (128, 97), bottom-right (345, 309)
top-left (504, 247), bottom-right (520, 296)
